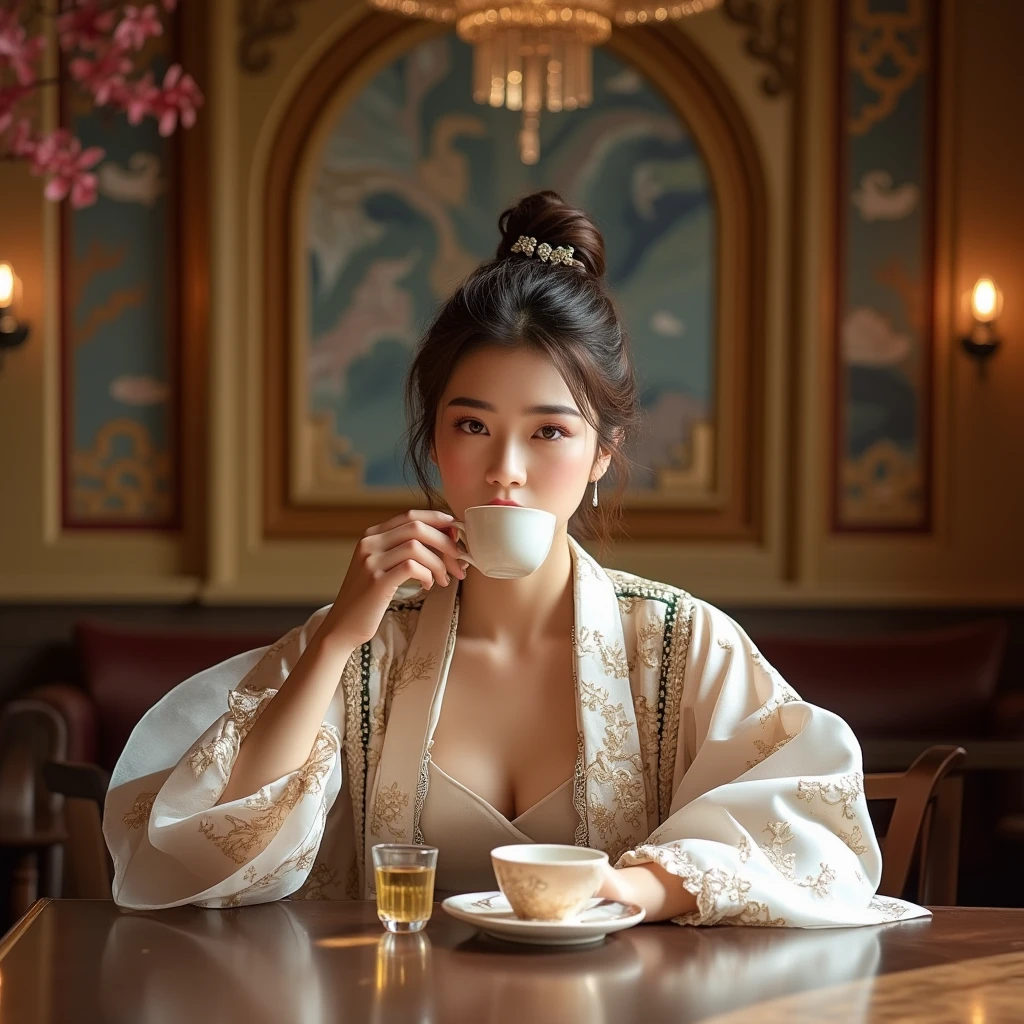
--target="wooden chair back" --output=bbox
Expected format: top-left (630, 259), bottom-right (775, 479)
top-left (865, 744), bottom-right (966, 905)
top-left (41, 761), bottom-right (113, 900)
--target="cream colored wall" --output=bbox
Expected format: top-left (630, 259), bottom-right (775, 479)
top-left (0, 0), bottom-right (1020, 606)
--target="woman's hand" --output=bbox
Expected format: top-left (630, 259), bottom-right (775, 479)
top-left (594, 860), bottom-right (699, 922)
top-left (321, 509), bottom-right (467, 652)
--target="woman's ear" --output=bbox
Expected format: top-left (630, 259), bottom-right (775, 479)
top-left (592, 428), bottom-right (623, 483)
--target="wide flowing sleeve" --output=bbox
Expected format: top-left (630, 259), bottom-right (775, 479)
top-left (617, 599), bottom-right (930, 927)
top-left (102, 606), bottom-right (351, 910)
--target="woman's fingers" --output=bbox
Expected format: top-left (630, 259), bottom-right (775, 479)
top-left (374, 539), bottom-right (451, 587)
top-left (363, 509), bottom-right (453, 538)
top-left (380, 559), bottom-right (436, 593)
top-left (381, 520), bottom-right (466, 579)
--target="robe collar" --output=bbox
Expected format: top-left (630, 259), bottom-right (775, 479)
top-left (364, 534), bottom-right (648, 875)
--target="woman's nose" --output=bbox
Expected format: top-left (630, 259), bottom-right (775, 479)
top-left (485, 438), bottom-right (526, 487)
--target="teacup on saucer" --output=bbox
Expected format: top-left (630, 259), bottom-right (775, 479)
top-left (491, 844), bottom-right (609, 921)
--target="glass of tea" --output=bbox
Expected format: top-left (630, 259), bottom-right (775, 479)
top-left (372, 844), bottom-right (438, 933)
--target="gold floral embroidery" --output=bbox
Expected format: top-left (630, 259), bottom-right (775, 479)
top-left (757, 821), bottom-right (836, 898)
top-left (188, 728), bottom-right (240, 779)
top-left (388, 651), bottom-right (438, 697)
top-left (223, 830), bottom-right (326, 904)
top-left (572, 730), bottom-right (588, 847)
top-left (579, 680), bottom-right (641, 763)
top-left (122, 791), bottom-right (157, 830)
top-left (197, 725), bottom-right (339, 863)
top-left (796, 773), bottom-right (864, 820)
top-left (295, 863), bottom-right (340, 900)
top-left (367, 696), bottom-right (386, 768)
top-left (869, 895), bottom-right (910, 921)
top-left (576, 626), bottom-right (630, 678)
top-left (586, 750), bottom-right (646, 832)
top-left (390, 605), bottom-right (419, 645)
top-left (243, 787), bottom-right (273, 811)
top-left (746, 733), bottom-right (794, 770)
top-left (717, 637), bottom-right (733, 651)
top-left (621, 843), bottom-right (786, 927)
top-left (632, 693), bottom-right (659, 810)
top-left (370, 781), bottom-right (410, 840)
top-left (629, 618), bottom-right (665, 672)
top-left (227, 685), bottom-right (275, 737)
top-left (838, 824), bottom-right (869, 855)
top-left (737, 835), bottom-right (752, 863)
top-left (758, 688), bottom-right (800, 725)
top-left (340, 642), bottom-right (369, 891)
top-left (616, 595), bottom-right (641, 615)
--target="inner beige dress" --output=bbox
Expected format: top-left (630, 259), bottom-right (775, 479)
top-left (421, 761), bottom-right (575, 894)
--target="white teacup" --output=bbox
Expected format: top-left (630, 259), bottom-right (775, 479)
top-left (491, 844), bottom-right (609, 921)
top-left (450, 505), bottom-right (556, 579)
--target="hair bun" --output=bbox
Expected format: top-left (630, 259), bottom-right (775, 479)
top-left (496, 190), bottom-right (606, 278)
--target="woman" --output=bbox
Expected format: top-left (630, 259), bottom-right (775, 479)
top-left (104, 191), bottom-right (925, 926)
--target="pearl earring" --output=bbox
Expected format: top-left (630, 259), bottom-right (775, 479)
top-left (591, 480), bottom-right (599, 508)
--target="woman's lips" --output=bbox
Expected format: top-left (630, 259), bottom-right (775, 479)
top-left (487, 499), bottom-right (522, 506)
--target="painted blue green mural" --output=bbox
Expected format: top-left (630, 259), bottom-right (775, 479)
top-left (63, 40), bottom-right (175, 527)
top-left (837, 0), bottom-right (934, 529)
top-left (303, 34), bottom-right (717, 504)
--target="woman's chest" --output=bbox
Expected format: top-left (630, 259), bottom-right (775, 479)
top-left (428, 638), bottom-right (579, 821)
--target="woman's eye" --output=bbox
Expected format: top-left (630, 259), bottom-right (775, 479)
top-left (537, 425), bottom-right (567, 441)
top-left (456, 418), bottom-right (486, 434)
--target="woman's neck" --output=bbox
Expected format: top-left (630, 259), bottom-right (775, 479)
top-left (455, 530), bottom-right (575, 647)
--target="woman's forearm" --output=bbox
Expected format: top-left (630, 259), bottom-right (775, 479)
top-left (216, 631), bottom-right (355, 805)
top-left (598, 862), bottom-right (699, 922)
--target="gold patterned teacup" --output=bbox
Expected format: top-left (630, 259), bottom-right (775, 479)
top-left (491, 844), bottom-right (609, 921)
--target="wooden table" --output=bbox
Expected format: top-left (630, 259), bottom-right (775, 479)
top-left (2, 900), bottom-right (1024, 1022)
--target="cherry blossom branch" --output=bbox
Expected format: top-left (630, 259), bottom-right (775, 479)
top-left (0, 0), bottom-right (196, 207)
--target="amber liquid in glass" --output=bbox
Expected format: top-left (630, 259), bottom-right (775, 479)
top-left (375, 865), bottom-right (436, 924)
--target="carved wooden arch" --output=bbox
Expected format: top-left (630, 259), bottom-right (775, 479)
top-left (263, 13), bottom-right (767, 541)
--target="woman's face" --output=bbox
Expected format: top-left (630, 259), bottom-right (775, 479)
top-left (431, 345), bottom-right (610, 526)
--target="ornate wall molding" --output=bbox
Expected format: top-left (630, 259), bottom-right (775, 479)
top-left (722, 0), bottom-right (797, 97)
top-left (238, 0), bottom-right (314, 74)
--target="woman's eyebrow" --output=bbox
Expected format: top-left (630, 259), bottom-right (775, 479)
top-left (446, 397), bottom-right (582, 418)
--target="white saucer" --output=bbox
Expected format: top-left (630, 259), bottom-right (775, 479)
top-left (441, 892), bottom-right (645, 946)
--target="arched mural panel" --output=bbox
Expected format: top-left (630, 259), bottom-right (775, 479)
top-left (264, 15), bottom-right (765, 540)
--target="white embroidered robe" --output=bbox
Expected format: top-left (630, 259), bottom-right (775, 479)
top-left (103, 537), bottom-right (928, 926)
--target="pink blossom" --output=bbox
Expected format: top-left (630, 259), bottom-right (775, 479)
top-left (161, 0), bottom-right (178, 10)
top-left (123, 70), bottom-right (161, 124)
top-left (0, 14), bottom-right (47, 86)
top-left (154, 63), bottom-right (203, 136)
top-left (70, 44), bottom-right (133, 105)
top-left (32, 131), bottom-right (105, 207)
top-left (113, 5), bottom-right (164, 51)
top-left (56, 2), bottom-right (118, 53)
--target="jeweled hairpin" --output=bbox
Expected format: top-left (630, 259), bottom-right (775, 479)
top-left (510, 235), bottom-right (585, 270)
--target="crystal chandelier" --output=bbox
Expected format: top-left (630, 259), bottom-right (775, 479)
top-left (367, 0), bottom-right (723, 163)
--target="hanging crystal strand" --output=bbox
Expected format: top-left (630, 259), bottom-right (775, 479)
top-left (547, 32), bottom-right (564, 112)
top-left (519, 109), bottom-right (541, 164)
top-left (520, 45), bottom-right (543, 164)
top-left (505, 28), bottom-right (523, 111)
top-left (580, 37), bottom-right (593, 108)
top-left (473, 36), bottom-right (491, 104)
top-left (489, 31), bottom-right (505, 106)
top-left (563, 35), bottom-right (579, 111)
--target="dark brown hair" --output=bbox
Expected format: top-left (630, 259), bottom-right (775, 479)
top-left (403, 190), bottom-right (641, 555)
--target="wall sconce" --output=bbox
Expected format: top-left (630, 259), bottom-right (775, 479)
top-left (961, 276), bottom-right (1003, 377)
top-left (0, 261), bottom-right (30, 370)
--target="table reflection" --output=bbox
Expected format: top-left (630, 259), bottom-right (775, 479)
top-left (100, 903), bottom-right (328, 1024)
top-left (96, 900), bottom-right (908, 1024)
